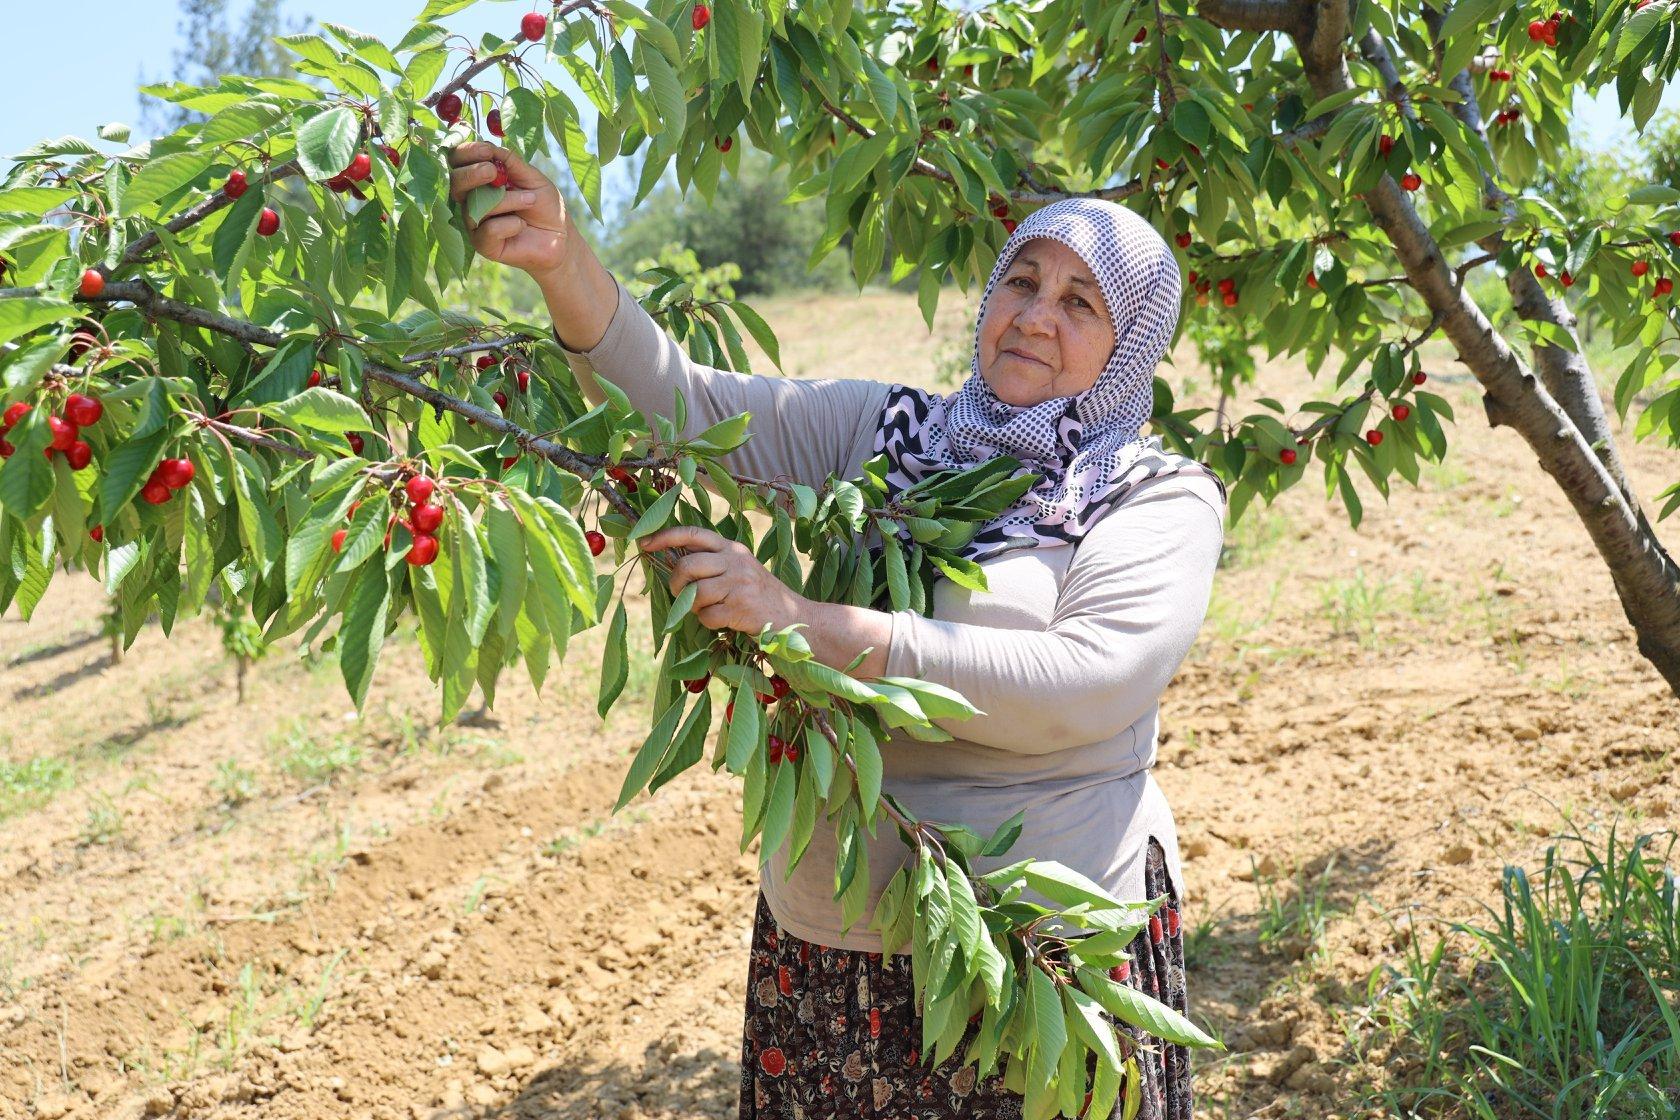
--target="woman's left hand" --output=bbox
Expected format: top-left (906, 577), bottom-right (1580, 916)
top-left (637, 525), bottom-right (806, 636)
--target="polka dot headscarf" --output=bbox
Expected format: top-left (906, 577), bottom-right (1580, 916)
top-left (873, 196), bottom-right (1226, 563)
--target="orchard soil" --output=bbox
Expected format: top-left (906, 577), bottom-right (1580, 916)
top-left (2, 287), bottom-right (1676, 1120)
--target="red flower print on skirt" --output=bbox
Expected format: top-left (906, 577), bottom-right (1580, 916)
top-left (777, 965), bottom-right (793, 997)
top-left (759, 1047), bottom-right (787, 1077)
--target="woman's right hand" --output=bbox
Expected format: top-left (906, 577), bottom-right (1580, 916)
top-left (446, 142), bottom-right (574, 282)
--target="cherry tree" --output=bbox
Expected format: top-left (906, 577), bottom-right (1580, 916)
top-left (3, 1), bottom-right (1678, 1116)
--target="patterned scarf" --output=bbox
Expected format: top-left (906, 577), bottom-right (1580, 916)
top-left (872, 197), bottom-right (1226, 564)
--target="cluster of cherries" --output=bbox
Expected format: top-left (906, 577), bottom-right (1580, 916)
top-left (1183, 271), bottom-right (1238, 308)
top-left (1526, 11), bottom-right (1571, 46)
top-left (1268, 370), bottom-right (1424, 465)
top-left (434, 10), bottom-right (548, 127)
top-left (140, 456), bottom-right (196, 504)
top-left (331, 475), bottom-right (447, 566)
top-left (712, 673), bottom-right (801, 764)
top-left (0, 394), bottom-right (102, 470)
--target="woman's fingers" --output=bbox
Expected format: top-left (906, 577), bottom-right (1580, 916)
top-left (448, 159), bottom-right (499, 201)
top-left (471, 214), bottom-right (527, 257)
top-left (668, 551), bottom-right (729, 596)
top-left (447, 141), bottom-right (502, 168)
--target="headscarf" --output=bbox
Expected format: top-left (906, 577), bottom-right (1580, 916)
top-left (872, 196), bottom-right (1226, 563)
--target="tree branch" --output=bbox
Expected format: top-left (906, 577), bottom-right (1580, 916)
top-left (1197, 0), bottom-right (1314, 36)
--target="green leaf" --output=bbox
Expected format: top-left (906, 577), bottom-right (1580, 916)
top-left (339, 561), bottom-right (392, 707)
top-left (724, 684), bottom-right (762, 775)
top-left (1076, 966), bottom-right (1220, 1049)
top-left (295, 106), bottom-right (360, 181)
top-left (758, 755), bottom-right (798, 862)
top-left (120, 150), bottom-right (215, 215)
top-left (0, 410), bottom-right (54, 518)
top-left (464, 184), bottom-right (505, 226)
top-left (614, 699), bottom-right (686, 811)
top-left (264, 388), bottom-right (369, 435)
top-left (627, 484), bottom-right (680, 540)
top-left (727, 300), bottom-right (781, 368)
top-left (598, 599), bottom-right (629, 718)
top-left (98, 428), bottom-right (168, 518)
top-left (0, 297), bottom-right (74, 348)
top-left (882, 531), bottom-right (909, 609)
top-left (210, 184), bottom-right (264, 296)
top-left (663, 579), bottom-right (698, 632)
top-left (851, 719), bottom-right (882, 826)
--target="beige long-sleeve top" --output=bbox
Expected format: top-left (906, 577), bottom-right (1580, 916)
top-left (556, 276), bottom-right (1226, 953)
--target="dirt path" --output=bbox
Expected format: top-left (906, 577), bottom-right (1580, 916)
top-left (2, 289), bottom-right (1676, 1120)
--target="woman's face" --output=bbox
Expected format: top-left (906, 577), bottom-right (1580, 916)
top-left (977, 238), bottom-right (1116, 408)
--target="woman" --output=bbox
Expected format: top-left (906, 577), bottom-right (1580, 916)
top-left (450, 142), bottom-right (1226, 1120)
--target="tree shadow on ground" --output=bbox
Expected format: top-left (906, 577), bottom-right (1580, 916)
top-left (418, 1039), bottom-right (743, 1119)
top-left (4, 628), bottom-right (103, 669)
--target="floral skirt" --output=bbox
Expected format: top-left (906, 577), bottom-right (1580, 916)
top-left (737, 838), bottom-right (1192, 1119)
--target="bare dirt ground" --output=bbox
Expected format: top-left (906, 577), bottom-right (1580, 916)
top-left (2, 285), bottom-right (1677, 1120)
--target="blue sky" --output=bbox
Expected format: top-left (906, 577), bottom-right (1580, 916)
top-left (2, 2), bottom-right (1674, 192)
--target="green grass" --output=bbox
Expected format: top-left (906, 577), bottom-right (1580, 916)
top-left (275, 727), bottom-right (365, 784)
top-left (1356, 823), bottom-right (1680, 1119)
top-left (0, 753), bottom-right (77, 820)
top-left (1254, 855), bottom-right (1344, 965)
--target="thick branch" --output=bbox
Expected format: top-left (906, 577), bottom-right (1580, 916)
top-left (1197, 0), bottom-right (1314, 36)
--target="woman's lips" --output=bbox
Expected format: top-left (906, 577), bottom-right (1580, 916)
top-left (1004, 347), bottom-right (1050, 368)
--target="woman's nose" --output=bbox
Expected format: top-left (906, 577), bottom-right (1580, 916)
top-left (1015, 293), bottom-right (1057, 336)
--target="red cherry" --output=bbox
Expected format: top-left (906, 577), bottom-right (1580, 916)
top-left (158, 457), bottom-right (194, 488)
top-left (405, 476), bottom-right (436, 506)
top-left (0, 439), bottom-right (12, 458)
top-left (65, 440), bottom-right (92, 470)
top-left (1527, 19), bottom-right (1546, 39)
top-left (490, 159), bottom-right (511, 188)
top-left (257, 208), bottom-right (280, 236)
top-left (1174, 232), bottom-right (1192, 248)
top-left (345, 152), bottom-right (372, 182)
top-left (2, 402), bottom-right (30, 428)
top-left (770, 675), bottom-right (790, 699)
top-left (1668, 231), bottom-right (1680, 247)
top-left (331, 528), bottom-right (348, 553)
top-left (1133, 26), bottom-right (1147, 43)
top-left (224, 169), bottom-right (249, 199)
top-left (1306, 272), bottom-right (1319, 290)
top-left (1412, 371), bottom-right (1427, 385)
top-left (436, 93), bottom-right (463, 124)
top-left (685, 673), bottom-right (711, 693)
top-left (1378, 134), bottom-right (1394, 157)
top-left (1280, 448), bottom-right (1297, 465)
top-left (1365, 428), bottom-right (1384, 445)
top-left (1560, 269), bottom-right (1574, 288)
top-left (1393, 403), bottom-right (1411, 421)
top-left (724, 701), bottom-right (735, 722)
top-left (607, 466), bottom-right (636, 486)
top-left (520, 11), bottom-right (547, 40)
top-left (1187, 270), bottom-right (1198, 284)
top-left (935, 114), bottom-right (959, 129)
top-left (411, 503), bottom-right (445, 534)
top-left (501, 455), bottom-right (518, 469)
top-left (407, 534), bottom-right (440, 566)
top-left (326, 174), bottom-right (352, 193)
top-left (48, 416), bottom-right (78, 451)
top-left (1633, 260), bottom-right (1651, 277)
top-left (1217, 277), bottom-right (1235, 292)
top-left (1401, 172), bottom-right (1422, 191)
top-left (1001, 219), bottom-right (1018, 234)
top-left (307, 369), bottom-right (322, 387)
top-left (1222, 291), bottom-right (1239, 307)
top-left (1658, 277), bottom-right (1675, 296)
top-left (691, 2), bottom-right (710, 30)
top-left (476, 354), bottom-right (497, 371)
top-left (1187, 143), bottom-right (1200, 155)
top-left (89, 524), bottom-right (103, 542)
top-left (141, 480), bottom-right (171, 505)
top-left (515, 369), bottom-right (531, 393)
top-left (767, 735), bottom-right (785, 763)
top-left (1242, 101), bottom-right (1255, 110)
top-left (715, 136), bottom-right (733, 152)
top-left (586, 530), bottom-right (606, 556)
top-left (493, 390), bottom-right (509, 411)
top-left (990, 199), bottom-right (1010, 218)
top-left (1534, 262), bottom-right (1549, 279)
top-left (382, 145), bottom-right (402, 168)
top-left (1155, 158), bottom-right (1170, 170)
top-left (783, 742), bottom-right (800, 762)
top-left (487, 109), bottom-right (504, 138)
top-left (926, 58), bottom-right (940, 73)
top-left (347, 432), bottom-right (365, 455)
top-left (78, 269), bottom-right (105, 299)
top-left (63, 393), bottom-right (102, 426)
